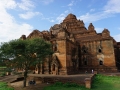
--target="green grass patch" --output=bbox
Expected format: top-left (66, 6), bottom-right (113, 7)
top-left (43, 82), bottom-right (88, 90)
top-left (0, 66), bottom-right (6, 68)
top-left (44, 74), bottom-right (120, 90)
top-left (0, 72), bottom-right (6, 77)
top-left (92, 74), bottom-right (120, 90)
top-left (0, 82), bottom-right (14, 90)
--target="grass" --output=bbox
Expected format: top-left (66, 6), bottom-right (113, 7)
top-left (43, 74), bottom-right (120, 90)
top-left (43, 82), bottom-right (88, 90)
top-left (92, 74), bottom-right (120, 90)
top-left (0, 82), bottom-right (14, 90)
top-left (0, 66), bottom-right (6, 68)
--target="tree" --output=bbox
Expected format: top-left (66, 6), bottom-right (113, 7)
top-left (0, 38), bottom-right (53, 87)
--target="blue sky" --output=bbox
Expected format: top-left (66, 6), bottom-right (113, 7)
top-left (0, 0), bottom-right (120, 42)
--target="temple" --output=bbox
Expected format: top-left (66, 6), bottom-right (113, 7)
top-left (20, 13), bottom-right (120, 75)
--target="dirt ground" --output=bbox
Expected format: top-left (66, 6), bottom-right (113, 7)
top-left (10, 81), bottom-right (50, 90)
top-left (5, 73), bottom-right (93, 90)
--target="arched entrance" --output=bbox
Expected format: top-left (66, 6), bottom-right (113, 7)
top-left (52, 64), bottom-right (55, 71)
top-left (51, 54), bottom-right (59, 75)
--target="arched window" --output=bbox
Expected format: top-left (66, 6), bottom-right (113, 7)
top-left (84, 60), bottom-right (87, 65)
top-left (98, 45), bottom-right (102, 53)
top-left (83, 57), bottom-right (87, 65)
top-left (98, 48), bottom-right (102, 53)
top-left (53, 42), bottom-right (58, 52)
top-left (52, 64), bottom-right (55, 71)
top-left (99, 60), bottom-right (103, 65)
top-left (83, 49), bottom-right (87, 53)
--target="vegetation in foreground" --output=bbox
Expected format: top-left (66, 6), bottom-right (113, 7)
top-left (0, 38), bottom-right (53, 87)
top-left (43, 74), bottom-right (120, 90)
top-left (43, 82), bottom-right (88, 90)
top-left (0, 82), bottom-right (14, 90)
top-left (0, 67), bottom-right (6, 77)
top-left (92, 74), bottom-right (120, 90)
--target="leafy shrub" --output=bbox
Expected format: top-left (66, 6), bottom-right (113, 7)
top-left (52, 82), bottom-right (80, 87)
top-left (0, 82), bottom-right (14, 90)
top-left (63, 82), bottom-right (79, 87)
top-left (0, 72), bottom-right (5, 77)
top-left (52, 82), bottom-right (63, 87)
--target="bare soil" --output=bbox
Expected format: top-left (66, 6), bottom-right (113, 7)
top-left (10, 81), bottom-right (50, 90)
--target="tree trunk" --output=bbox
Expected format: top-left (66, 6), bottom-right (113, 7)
top-left (38, 63), bottom-right (40, 74)
top-left (23, 69), bottom-right (28, 87)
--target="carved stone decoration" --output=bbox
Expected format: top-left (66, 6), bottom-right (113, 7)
top-left (63, 13), bottom-right (77, 23)
top-left (20, 35), bottom-right (26, 40)
top-left (51, 54), bottom-right (59, 75)
top-left (71, 48), bottom-right (79, 69)
top-left (52, 41), bottom-right (58, 52)
top-left (102, 28), bottom-right (110, 37)
top-left (82, 45), bottom-right (88, 53)
top-left (50, 24), bottom-right (62, 35)
top-left (88, 23), bottom-right (94, 31)
top-left (97, 45), bottom-right (102, 53)
top-left (27, 30), bottom-right (43, 39)
top-left (97, 54), bottom-right (104, 65)
top-left (83, 56), bottom-right (87, 65)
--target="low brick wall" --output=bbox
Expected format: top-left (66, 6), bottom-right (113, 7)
top-left (27, 76), bottom-right (85, 86)
top-left (85, 71), bottom-right (97, 89)
top-left (27, 73), bottom-right (95, 87)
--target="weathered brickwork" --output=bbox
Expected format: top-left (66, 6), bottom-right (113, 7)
top-left (20, 14), bottom-right (119, 75)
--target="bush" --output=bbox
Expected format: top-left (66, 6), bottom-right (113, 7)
top-left (52, 82), bottom-right (63, 87)
top-left (52, 82), bottom-right (80, 87)
top-left (0, 82), bottom-right (14, 90)
top-left (63, 82), bottom-right (79, 87)
top-left (0, 72), bottom-right (5, 77)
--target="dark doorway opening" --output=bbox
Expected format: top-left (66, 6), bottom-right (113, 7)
top-left (84, 61), bottom-right (87, 65)
top-left (99, 60), bottom-right (103, 65)
top-left (98, 48), bottom-right (102, 53)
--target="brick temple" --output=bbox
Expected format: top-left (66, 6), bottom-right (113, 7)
top-left (20, 13), bottom-right (120, 75)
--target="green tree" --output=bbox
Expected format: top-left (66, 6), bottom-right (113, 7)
top-left (0, 38), bottom-right (53, 87)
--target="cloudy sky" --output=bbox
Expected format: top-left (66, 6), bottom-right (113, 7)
top-left (0, 0), bottom-right (120, 42)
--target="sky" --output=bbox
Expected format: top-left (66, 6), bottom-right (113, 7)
top-left (0, 0), bottom-right (120, 42)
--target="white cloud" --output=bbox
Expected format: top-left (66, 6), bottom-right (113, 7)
top-left (56, 10), bottom-right (70, 23)
top-left (78, 12), bottom-right (110, 23)
top-left (68, 1), bottom-right (74, 6)
top-left (64, 10), bottom-right (69, 13)
top-left (0, 0), bottom-right (33, 42)
top-left (104, 0), bottom-right (120, 13)
top-left (95, 27), bottom-right (104, 33)
top-left (17, 0), bottom-right (34, 11)
top-left (0, 0), bottom-right (17, 9)
top-left (49, 20), bottom-right (55, 22)
top-left (78, 0), bottom-right (120, 23)
top-left (17, 0), bottom-right (41, 20)
top-left (40, 0), bottom-right (54, 5)
top-left (114, 34), bottom-right (120, 42)
top-left (19, 11), bottom-right (40, 19)
top-left (41, 16), bottom-right (55, 22)
top-left (90, 9), bottom-right (95, 12)
top-left (56, 14), bottom-right (66, 23)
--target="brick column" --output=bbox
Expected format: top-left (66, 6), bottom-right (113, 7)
top-left (85, 78), bottom-right (91, 89)
top-left (94, 71), bottom-right (97, 74)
